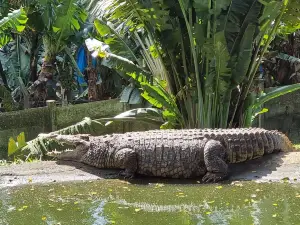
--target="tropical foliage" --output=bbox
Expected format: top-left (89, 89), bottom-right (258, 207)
top-left (1, 0), bottom-right (300, 128)
top-left (79, 0), bottom-right (300, 129)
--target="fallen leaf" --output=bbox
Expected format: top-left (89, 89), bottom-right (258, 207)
top-left (216, 186), bottom-right (223, 189)
top-left (208, 201), bottom-right (215, 204)
top-left (57, 208), bottom-right (63, 211)
top-left (273, 203), bottom-right (278, 206)
top-left (206, 211), bottom-right (211, 215)
top-left (296, 195), bottom-right (300, 198)
top-left (42, 216), bottom-right (47, 221)
top-left (28, 177), bottom-right (32, 183)
top-left (135, 208), bottom-right (141, 212)
top-left (155, 183), bottom-right (165, 188)
top-left (282, 177), bottom-right (290, 183)
top-left (74, 201), bottom-right (79, 205)
top-left (22, 205), bottom-right (28, 209)
top-left (272, 214), bottom-right (277, 218)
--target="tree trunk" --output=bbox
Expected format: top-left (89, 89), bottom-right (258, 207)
top-left (85, 47), bottom-right (99, 101)
top-left (29, 32), bottom-right (41, 82)
top-left (0, 61), bottom-right (11, 91)
top-left (28, 54), bottom-right (57, 107)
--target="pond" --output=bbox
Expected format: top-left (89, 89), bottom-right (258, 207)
top-left (1, 179), bottom-right (300, 224)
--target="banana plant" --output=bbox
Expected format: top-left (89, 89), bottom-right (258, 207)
top-left (0, 1), bottom-right (89, 105)
top-left (27, 0), bottom-right (88, 87)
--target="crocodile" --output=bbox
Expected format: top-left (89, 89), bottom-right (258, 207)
top-left (40, 128), bottom-right (295, 183)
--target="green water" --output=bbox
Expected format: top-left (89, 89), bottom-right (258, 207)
top-left (1, 180), bottom-right (300, 225)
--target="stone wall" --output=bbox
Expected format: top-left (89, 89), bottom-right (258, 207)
top-left (261, 89), bottom-right (300, 143)
top-left (0, 99), bottom-right (159, 159)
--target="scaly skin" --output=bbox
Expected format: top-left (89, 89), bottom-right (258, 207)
top-left (41, 128), bottom-right (295, 183)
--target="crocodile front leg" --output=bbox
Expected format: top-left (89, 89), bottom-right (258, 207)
top-left (115, 148), bottom-right (138, 179)
top-left (202, 140), bottom-right (228, 183)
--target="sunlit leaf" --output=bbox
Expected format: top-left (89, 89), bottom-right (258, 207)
top-left (17, 132), bottom-right (26, 149)
top-left (8, 137), bottom-right (18, 156)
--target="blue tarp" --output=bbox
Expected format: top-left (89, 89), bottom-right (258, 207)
top-left (74, 45), bottom-right (98, 94)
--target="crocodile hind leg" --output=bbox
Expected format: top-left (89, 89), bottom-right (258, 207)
top-left (114, 148), bottom-right (138, 179)
top-left (202, 140), bottom-right (228, 183)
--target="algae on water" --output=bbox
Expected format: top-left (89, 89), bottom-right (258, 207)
top-left (1, 180), bottom-right (300, 224)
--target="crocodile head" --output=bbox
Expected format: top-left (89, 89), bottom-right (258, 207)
top-left (42, 133), bottom-right (91, 162)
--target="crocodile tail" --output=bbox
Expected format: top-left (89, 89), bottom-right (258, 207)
top-left (274, 130), bottom-right (295, 152)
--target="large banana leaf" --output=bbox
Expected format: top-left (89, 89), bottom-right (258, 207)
top-left (51, 0), bottom-right (88, 52)
top-left (0, 8), bottom-right (28, 47)
top-left (253, 84), bottom-right (300, 109)
top-left (277, 53), bottom-right (300, 64)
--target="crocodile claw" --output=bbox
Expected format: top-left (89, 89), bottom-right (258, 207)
top-left (202, 172), bottom-right (226, 183)
top-left (118, 170), bottom-right (135, 180)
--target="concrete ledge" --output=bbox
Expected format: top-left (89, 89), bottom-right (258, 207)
top-left (1, 152), bottom-right (300, 189)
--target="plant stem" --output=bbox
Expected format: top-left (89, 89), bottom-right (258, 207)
top-left (178, 0), bottom-right (204, 127)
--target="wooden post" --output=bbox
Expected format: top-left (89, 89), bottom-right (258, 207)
top-left (47, 100), bottom-right (57, 132)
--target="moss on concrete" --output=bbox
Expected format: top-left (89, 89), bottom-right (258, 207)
top-left (0, 107), bottom-right (50, 131)
top-left (55, 99), bottom-right (125, 129)
top-left (0, 107), bottom-right (51, 159)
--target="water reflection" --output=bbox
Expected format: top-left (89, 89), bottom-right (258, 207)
top-left (0, 180), bottom-right (300, 225)
top-left (90, 200), bottom-right (109, 225)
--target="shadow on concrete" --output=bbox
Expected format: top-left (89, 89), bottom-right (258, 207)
top-left (55, 152), bottom-right (289, 185)
top-left (228, 152), bottom-right (286, 182)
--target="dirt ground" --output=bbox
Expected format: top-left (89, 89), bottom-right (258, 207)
top-left (1, 152), bottom-right (300, 188)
